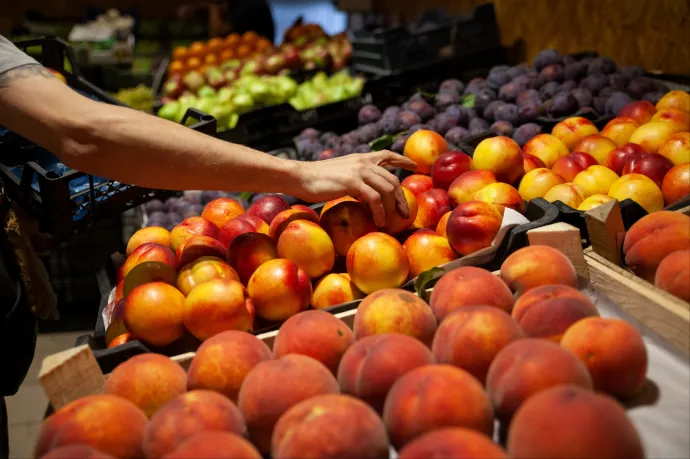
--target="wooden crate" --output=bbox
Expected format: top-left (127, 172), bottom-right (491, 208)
top-left (38, 222), bottom-right (690, 457)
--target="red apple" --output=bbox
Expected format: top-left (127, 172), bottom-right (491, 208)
top-left (430, 151), bottom-right (472, 190)
top-left (247, 195), bottom-right (291, 224)
top-left (622, 153), bottom-right (675, 188)
top-left (605, 143), bottom-right (648, 175)
top-left (551, 152), bottom-right (599, 182)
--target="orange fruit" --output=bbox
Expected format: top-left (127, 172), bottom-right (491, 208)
top-left (172, 46), bottom-right (188, 61)
top-left (188, 41), bottom-right (206, 58)
top-left (204, 54), bottom-right (219, 65)
top-left (242, 31), bottom-right (259, 43)
top-left (207, 37), bottom-right (224, 55)
top-left (236, 45), bottom-right (252, 58)
top-left (186, 57), bottom-right (202, 71)
top-left (220, 49), bottom-right (235, 62)
top-left (198, 64), bottom-right (210, 75)
top-left (255, 38), bottom-right (272, 52)
top-left (225, 33), bottom-right (241, 48)
top-left (168, 60), bottom-right (186, 75)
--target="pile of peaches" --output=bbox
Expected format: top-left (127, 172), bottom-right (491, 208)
top-left (36, 246), bottom-right (652, 459)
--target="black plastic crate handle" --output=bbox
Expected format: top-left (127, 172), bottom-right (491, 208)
top-left (14, 37), bottom-right (81, 78)
top-left (180, 108), bottom-right (218, 137)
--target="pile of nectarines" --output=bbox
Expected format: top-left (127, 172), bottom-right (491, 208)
top-left (38, 243), bottom-right (656, 459)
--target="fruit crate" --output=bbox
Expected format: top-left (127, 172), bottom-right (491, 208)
top-left (0, 37), bottom-right (217, 241)
top-left (37, 226), bottom-right (690, 458)
top-left (350, 3), bottom-right (499, 76)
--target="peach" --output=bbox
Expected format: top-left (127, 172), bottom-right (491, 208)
top-left (35, 395), bottom-right (147, 459)
top-left (174, 235), bottom-right (226, 269)
top-left (184, 279), bottom-right (253, 340)
top-left (608, 173), bottom-right (665, 213)
top-left (656, 90), bottom-right (690, 113)
top-left (523, 153), bottom-right (546, 173)
top-left (404, 130), bottom-right (449, 174)
top-left (114, 279), bottom-right (124, 303)
top-left (652, 108), bottom-right (690, 132)
top-left (432, 306), bottom-right (523, 385)
top-left (201, 197), bottom-right (245, 229)
top-left (125, 282), bottom-right (186, 347)
top-left (227, 232), bottom-right (278, 285)
top-left (448, 170), bottom-right (498, 208)
top-left (105, 354), bottom-right (187, 418)
top-left (662, 163), bottom-right (690, 205)
top-left (601, 117), bottom-right (641, 146)
top-left (623, 211), bottom-right (690, 281)
top-left (551, 151), bottom-right (599, 182)
top-left (543, 183), bottom-right (587, 208)
top-left (177, 256), bottom-right (239, 296)
top-left (276, 220), bottom-right (335, 278)
top-left (622, 152), bottom-right (674, 188)
top-left (512, 284), bottom-right (599, 342)
top-left (170, 217), bottom-right (220, 252)
top-left (507, 385), bottom-right (644, 459)
top-left (248, 195), bottom-right (291, 224)
top-left (382, 186), bottom-right (418, 234)
top-left (445, 201), bottom-right (502, 256)
top-left (383, 365), bottom-right (494, 449)
top-left (431, 150), bottom-right (473, 190)
top-left (577, 194), bottom-right (616, 211)
top-left (500, 245), bottom-right (578, 294)
top-left (404, 229), bottom-right (456, 277)
top-left (354, 288), bottom-right (437, 344)
top-left (413, 188), bottom-right (451, 229)
top-left (268, 207), bottom-right (319, 240)
top-left (320, 196), bottom-right (357, 217)
top-left (162, 432), bottom-right (261, 459)
top-left (187, 330), bottom-right (272, 402)
top-left (518, 168), bottom-right (565, 201)
top-left (629, 121), bottom-right (678, 153)
top-left (271, 394), bottom-right (390, 459)
top-left (312, 273), bottom-right (364, 309)
top-left (320, 200), bottom-right (377, 256)
top-left (247, 259), bottom-right (312, 321)
top-left (522, 134), bottom-right (569, 168)
top-left (655, 249), bottom-right (690, 302)
top-left (402, 174), bottom-right (433, 197)
top-left (473, 182), bottom-right (525, 216)
top-left (472, 136), bottom-right (524, 184)
top-left (399, 429), bottom-right (507, 459)
top-left (572, 165), bottom-right (620, 196)
top-left (218, 214), bottom-right (269, 249)
top-left (618, 100), bottom-right (657, 124)
top-left (237, 354), bottom-right (339, 454)
top-left (429, 266), bottom-right (514, 321)
top-left (121, 243), bottom-right (175, 280)
top-left (606, 142), bottom-right (648, 175)
top-left (273, 310), bottom-right (354, 374)
top-left (551, 117), bottom-right (599, 151)
top-left (40, 445), bottom-right (115, 459)
top-left (436, 211), bottom-right (451, 237)
top-left (143, 390), bottom-right (246, 459)
top-left (337, 334), bottom-right (434, 412)
top-left (346, 232), bottom-right (409, 294)
top-left (107, 332), bottom-right (133, 349)
top-left (486, 339), bottom-right (593, 421)
top-left (562, 317), bottom-right (648, 398)
top-left (659, 132), bottom-right (690, 164)
top-left (127, 227), bottom-right (171, 254)
top-left (290, 204), bottom-right (319, 221)
top-left (572, 135), bottom-right (617, 165)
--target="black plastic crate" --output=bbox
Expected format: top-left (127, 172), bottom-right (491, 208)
top-left (0, 37), bottom-right (217, 241)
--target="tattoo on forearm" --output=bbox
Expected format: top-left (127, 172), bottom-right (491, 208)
top-left (0, 64), bottom-right (55, 88)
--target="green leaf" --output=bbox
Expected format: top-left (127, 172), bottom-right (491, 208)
top-left (238, 192), bottom-right (253, 201)
top-left (414, 267), bottom-right (445, 302)
top-left (461, 94), bottom-right (476, 108)
top-left (369, 134), bottom-right (395, 151)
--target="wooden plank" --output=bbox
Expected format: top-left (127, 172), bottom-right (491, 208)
top-left (39, 345), bottom-right (106, 411)
top-left (584, 199), bottom-right (625, 264)
top-left (527, 222), bottom-right (589, 281)
top-left (585, 249), bottom-right (690, 356)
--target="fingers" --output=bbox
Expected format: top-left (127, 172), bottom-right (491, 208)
top-left (372, 150), bottom-right (418, 170)
top-left (363, 169), bottom-right (396, 227)
top-left (371, 166), bottom-right (409, 219)
top-left (356, 182), bottom-right (386, 227)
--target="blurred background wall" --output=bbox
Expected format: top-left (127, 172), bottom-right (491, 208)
top-left (2, 0), bottom-right (689, 73)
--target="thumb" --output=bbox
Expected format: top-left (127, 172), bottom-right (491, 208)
top-left (373, 150), bottom-right (417, 170)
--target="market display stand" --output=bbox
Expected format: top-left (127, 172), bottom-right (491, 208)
top-left (37, 222), bottom-right (690, 457)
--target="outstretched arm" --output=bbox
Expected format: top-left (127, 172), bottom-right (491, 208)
top-left (0, 64), bottom-right (416, 227)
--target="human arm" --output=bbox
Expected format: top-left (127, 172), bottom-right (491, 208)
top-left (0, 64), bottom-right (415, 226)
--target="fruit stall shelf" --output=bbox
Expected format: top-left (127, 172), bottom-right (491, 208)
top-left (38, 224), bottom-right (690, 458)
top-left (0, 37), bottom-right (217, 241)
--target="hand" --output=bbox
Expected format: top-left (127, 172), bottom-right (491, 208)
top-left (294, 151), bottom-right (417, 227)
